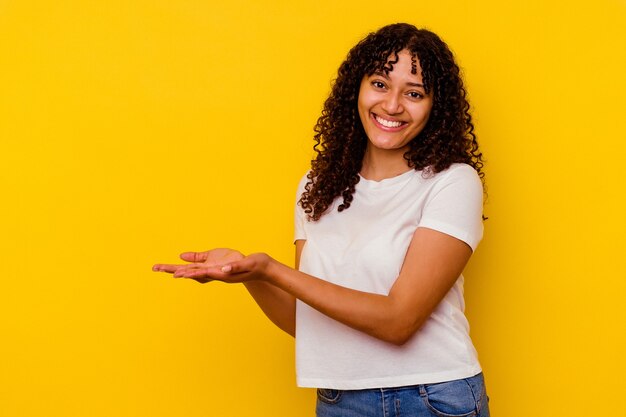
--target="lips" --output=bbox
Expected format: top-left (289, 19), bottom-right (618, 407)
top-left (371, 113), bottom-right (407, 131)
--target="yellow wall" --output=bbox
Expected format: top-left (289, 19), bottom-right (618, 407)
top-left (1, 1), bottom-right (624, 416)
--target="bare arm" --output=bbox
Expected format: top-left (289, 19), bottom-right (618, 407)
top-left (240, 241), bottom-right (305, 336)
top-left (162, 228), bottom-right (472, 345)
top-left (265, 228), bottom-right (471, 345)
top-left (153, 243), bottom-right (307, 337)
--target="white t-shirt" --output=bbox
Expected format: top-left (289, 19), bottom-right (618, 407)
top-left (293, 163), bottom-right (484, 390)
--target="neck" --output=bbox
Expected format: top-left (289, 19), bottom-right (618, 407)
top-left (360, 146), bottom-right (412, 181)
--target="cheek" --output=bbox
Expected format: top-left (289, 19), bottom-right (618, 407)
top-left (357, 97), bottom-right (370, 123)
top-left (414, 105), bottom-right (432, 124)
top-left (357, 85), bottom-right (377, 111)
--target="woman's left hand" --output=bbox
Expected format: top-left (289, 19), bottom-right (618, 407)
top-left (152, 249), bottom-right (272, 284)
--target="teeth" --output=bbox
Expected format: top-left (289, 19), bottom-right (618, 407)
top-left (375, 115), bottom-right (403, 128)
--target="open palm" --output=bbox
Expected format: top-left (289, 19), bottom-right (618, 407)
top-left (152, 248), bottom-right (245, 283)
top-left (181, 248), bottom-right (245, 267)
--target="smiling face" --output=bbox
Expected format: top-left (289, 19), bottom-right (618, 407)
top-left (357, 50), bottom-right (433, 158)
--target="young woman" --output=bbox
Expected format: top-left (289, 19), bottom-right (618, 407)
top-left (154, 23), bottom-right (490, 417)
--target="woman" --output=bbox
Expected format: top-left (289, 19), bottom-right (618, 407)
top-left (154, 23), bottom-right (489, 417)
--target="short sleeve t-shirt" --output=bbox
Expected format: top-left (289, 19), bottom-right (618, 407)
top-left (294, 163), bottom-right (484, 389)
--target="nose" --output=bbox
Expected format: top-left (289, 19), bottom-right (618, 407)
top-left (381, 93), bottom-right (403, 114)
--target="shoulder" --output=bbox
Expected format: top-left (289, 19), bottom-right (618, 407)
top-left (429, 163), bottom-right (482, 191)
top-left (296, 171), bottom-right (311, 196)
top-left (420, 164), bottom-right (483, 207)
top-left (438, 163), bottom-right (480, 180)
top-left (295, 171), bottom-right (315, 204)
top-left (418, 164), bottom-right (484, 250)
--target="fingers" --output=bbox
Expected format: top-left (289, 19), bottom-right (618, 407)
top-left (173, 265), bottom-right (225, 279)
top-left (152, 262), bottom-right (205, 273)
top-left (219, 257), bottom-right (254, 274)
top-left (153, 254), bottom-right (255, 283)
top-left (152, 263), bottom-right (182, 273)
top-left (179, 251), bottom-right (209, 262)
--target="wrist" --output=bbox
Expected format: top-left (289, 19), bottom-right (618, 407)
top-left (262, 256), bottom-right (282, 283)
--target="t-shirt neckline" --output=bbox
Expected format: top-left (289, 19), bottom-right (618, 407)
top-left (358, 169), bottom-right (417, 189)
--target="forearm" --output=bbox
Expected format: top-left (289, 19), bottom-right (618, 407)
top-left (264, 260), bottom-right (415, 345)
top-left (167, 231), bottom-right (470, 345)
top-left (244, 280), bottom-right (296, 337)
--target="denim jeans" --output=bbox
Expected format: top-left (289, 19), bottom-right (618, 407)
top-left (316, 373), bottom-right (489, 417)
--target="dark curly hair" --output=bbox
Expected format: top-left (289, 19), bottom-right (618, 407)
top-left (299, 23), bottom-right (485, 221)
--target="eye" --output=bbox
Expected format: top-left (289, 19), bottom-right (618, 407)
top-left (406, 91), bottom-right (424, 100)
top-left (371, 80), bottom-right (386, 89)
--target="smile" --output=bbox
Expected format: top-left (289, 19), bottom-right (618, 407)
top-left (371, 113), bottom-right (407, 130)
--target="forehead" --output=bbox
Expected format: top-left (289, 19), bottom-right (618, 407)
top-left (372, 50), bottom-right (421, 77)
top-left (373, 51), bottom-right (423, 80)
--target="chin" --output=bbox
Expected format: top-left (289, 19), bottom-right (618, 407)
top-left (370, 143), bottom-right (409, 152)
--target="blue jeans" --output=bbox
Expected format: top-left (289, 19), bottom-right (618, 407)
top-left (316, 373), bottom-right (489, 417)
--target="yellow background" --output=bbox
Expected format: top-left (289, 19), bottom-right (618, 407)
top-left (1, 0), bottom-right (625, 416)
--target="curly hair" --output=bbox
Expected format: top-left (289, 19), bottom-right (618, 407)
top-left (299, 23), bottom-right (485, 221)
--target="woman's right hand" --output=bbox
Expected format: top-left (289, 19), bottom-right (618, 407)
top-left (152, 248), bottom-right (245, 284)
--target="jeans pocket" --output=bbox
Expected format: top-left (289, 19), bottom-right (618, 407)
top-left (420, 378), bottom-right (478, 417)
top-left (316, 388), bottom-right (343, 405)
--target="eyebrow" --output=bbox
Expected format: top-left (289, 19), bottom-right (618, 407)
top-left (372, 71), bottom-right (425, 88)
